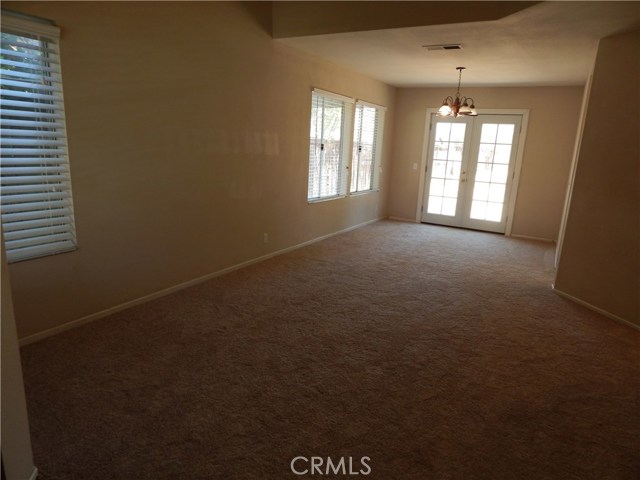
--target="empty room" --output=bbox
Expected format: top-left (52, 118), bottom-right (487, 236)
top-left (1, 1), bottom-right (638, 479)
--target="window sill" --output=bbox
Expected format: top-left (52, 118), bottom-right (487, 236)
top-left (307, 194), bottom-right (347, 204)
top-left (349, 189), bottom-right (379, 197)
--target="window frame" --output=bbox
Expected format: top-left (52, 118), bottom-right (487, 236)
top-left (350, 100), bottom-right (386, 195)
top-left (307, 88), bottom-right (354, 203)
top-left (1, 12), bottom-right (77, 263)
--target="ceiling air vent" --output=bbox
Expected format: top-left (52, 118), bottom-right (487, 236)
top-left (423, 44), bottom-right (463, 51)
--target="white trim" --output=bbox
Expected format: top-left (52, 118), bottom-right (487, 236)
top-left (349, 189), bottom-right (379, 197)
top-left (29, 467), bottom-right (39, 480)
top-left (19, 218), bottom-right (385, 346)
top-left (552, 286), bottom-right (640, 331)
top-left (388, 216), bottom-right (417, 223)
top-left (475, 109), bottom-right (530, 116)
top-left (307, 194), bottom-right (347, 204)
top-left (1, 14), bottom-right (60, 38)
top-left (416, 108), bottom-right (530, 236)
top-left (510, 234), bottom-right (555, 243)
top-left (355, 99), bottom-right (387, 111)
top-left (497, 110), bottom-right (529, 236)
top-left (415, 109), bottom-right (437, 222)
top-left (312, 87), bottom-right (355, 104)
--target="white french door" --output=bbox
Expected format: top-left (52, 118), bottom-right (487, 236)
top-left (421, 114), bottom-right (522, 233)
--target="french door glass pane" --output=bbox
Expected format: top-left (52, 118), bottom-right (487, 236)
top-left (428, 122), bottom-right (466, 217)
top-left (469, 122), bottom-right (515, 222)
top-left (432, 160), bottom-right (446, 177)
top-left (475, 163), bottom-right (492, 182)
top-left (494, 145), bottom-right (512, 163)
top-left (445, 161), bottom-right (461, 179)
top-left (496, 124), bottom-right (515, 144)
top-left (480, 124), bottom-right (497, 142)
top-left (443, 179), bottom-right (459, 197)
top-left (428, 196), bottom-right (443, 213)
top-left (447, 143), bottom-right (464, 161)
top-left (488, 183), bottom-right (505, 202)
top-left (491, 165), bottom-right (509, 183)
top-left (430, 178), bottom-right (445, 196)
top-left (450, 123), bottom-right (466, 142)
top-left (442, 198), bottom-right (457, 216)
top-left (473, 182), bottom-right (490, 200)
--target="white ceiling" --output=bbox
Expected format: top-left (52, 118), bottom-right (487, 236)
top-left (278, 1), bottom-right (640, 87)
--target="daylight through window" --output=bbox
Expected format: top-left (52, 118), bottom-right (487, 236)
top-left (307, 89), bottom-right (353, 202)
top-left (351, 101), bottom-right (385, 193)
top-left (1, 14), bottom-right (77, 262)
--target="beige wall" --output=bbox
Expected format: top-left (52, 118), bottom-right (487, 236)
top-left (388, 86), bottom-right (583, 240)
top-left (4, 2), bottom-right (395, 339)
top-left (555, 29), bottom-right (639, 325)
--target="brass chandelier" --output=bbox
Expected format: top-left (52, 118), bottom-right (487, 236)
top-left (437, 67), bottom-right (478, 117)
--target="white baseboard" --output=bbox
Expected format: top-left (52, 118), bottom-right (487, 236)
top-left (19, 218), bottom-right (384, 346)
top-left (510, 233), bottom-right (555, 243)
top-left (552, 286), bottom-right (640, 330)
top-left (387, 216), bottom-right (417, 223)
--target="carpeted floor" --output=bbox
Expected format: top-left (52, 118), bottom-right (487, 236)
top-left (20, 220), bottom-right (639, 479)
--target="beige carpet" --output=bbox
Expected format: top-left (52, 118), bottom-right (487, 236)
top-left (20, 220), bottom-right (639, 479)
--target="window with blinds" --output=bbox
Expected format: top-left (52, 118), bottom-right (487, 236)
top-left (351, 101), bottom-right (385, 194)
top-left (1, 14), bottom-right (77, 263)
top-left (308, 89), bottom-right (353, 202)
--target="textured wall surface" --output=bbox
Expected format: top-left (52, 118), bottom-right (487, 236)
top-left (555, 29), bottom-right (640, 325)
top-left (4, 1), bottom-right (395, 338)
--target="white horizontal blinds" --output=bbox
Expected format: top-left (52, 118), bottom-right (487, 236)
top-left (1, 17), bottom-right (77, 262)
top-left (371, 105), bottom-right (385, 191)
top-left (351, 101), bottom-right (385, 193)
top-left (308, 89), bottom-right (353, 201)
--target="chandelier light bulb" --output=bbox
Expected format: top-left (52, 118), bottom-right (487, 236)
top-left (438, 103), bottom-right (452, 116)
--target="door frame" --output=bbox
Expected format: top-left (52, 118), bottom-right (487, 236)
top-left (415, 108), bottom-right (530, 236)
